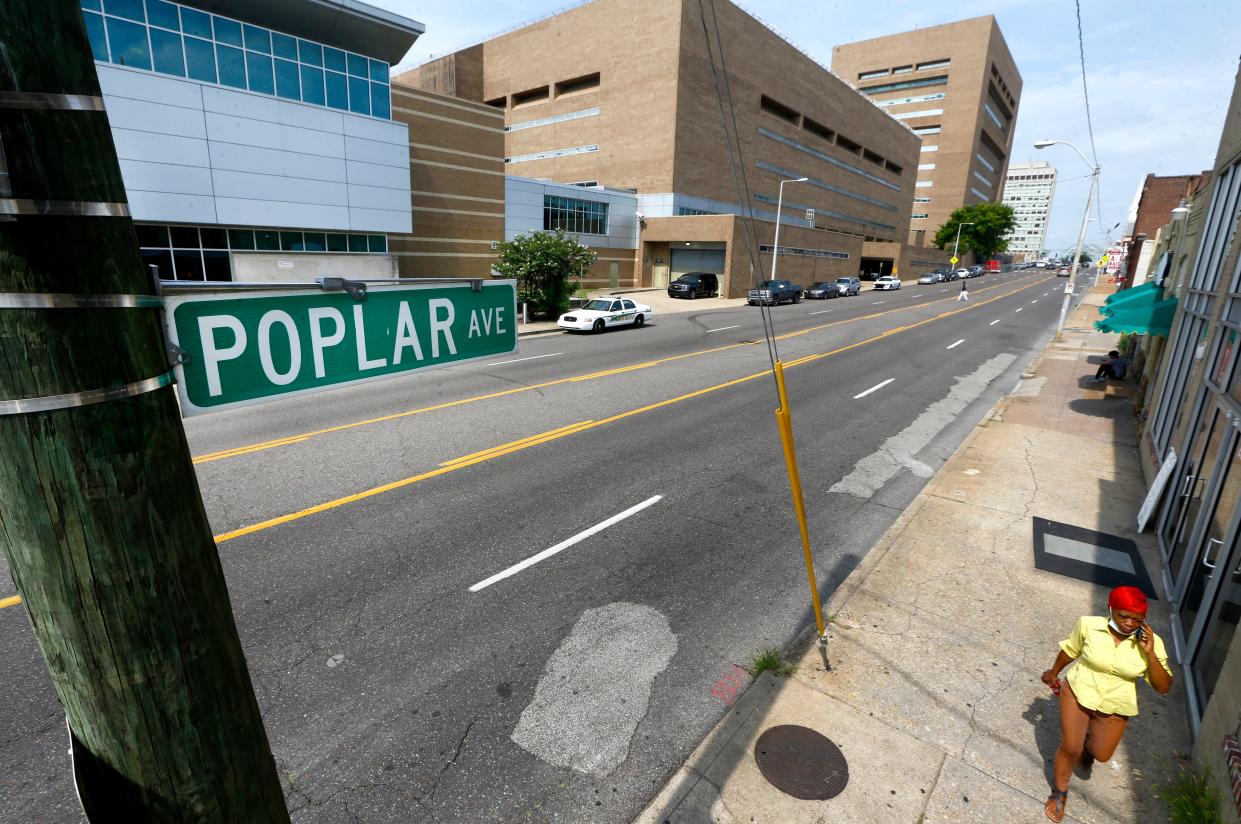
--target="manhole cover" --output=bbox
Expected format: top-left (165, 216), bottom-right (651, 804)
top-left (754, 725), bottom-right (849, 800)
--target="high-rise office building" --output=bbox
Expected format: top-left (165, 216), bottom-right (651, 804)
top-left (1001, 161), bottom-right (1056, 260)
top-left (832, 16), bottom-right (1022, 248)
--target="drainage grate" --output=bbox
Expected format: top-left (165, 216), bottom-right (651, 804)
top-left (754, 725), bottom-right (849, 800)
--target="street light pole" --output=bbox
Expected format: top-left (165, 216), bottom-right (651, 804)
top-left (1036, 139), bottom-right (1101, 336)
top-left (771, 177), bottom-right (808, 281)
top-left (952, 221), bottom-right (975, 270)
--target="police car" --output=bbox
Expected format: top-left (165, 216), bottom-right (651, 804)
top-left (557, 296), bottom-right (653, 333)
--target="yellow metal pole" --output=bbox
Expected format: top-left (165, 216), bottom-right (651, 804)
top-left (772, 361), bottom-right (826, 640)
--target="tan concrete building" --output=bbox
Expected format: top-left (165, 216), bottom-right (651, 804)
top-left (832, 16), bottom-right (1022, 248)
top-left (396, 0), bottom-right (945, 297)
top-left (388, 85), bottom-right (505, 278)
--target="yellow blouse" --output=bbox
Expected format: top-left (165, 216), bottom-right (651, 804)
top-left (1059, 615), bottom-right (1170, 716)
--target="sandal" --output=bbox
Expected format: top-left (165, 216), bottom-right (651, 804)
top-left (1045, 789), bottom-right (1068, 822)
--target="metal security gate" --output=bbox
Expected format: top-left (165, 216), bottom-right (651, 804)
top-left (670, 247), bottom-right (725, 278)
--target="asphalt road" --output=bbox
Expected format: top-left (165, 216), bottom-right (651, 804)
top-left (0, 268), bottom-right (1093, 823)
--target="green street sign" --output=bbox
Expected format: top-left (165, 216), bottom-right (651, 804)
top-left (166, 281), bottom-right (518, 415)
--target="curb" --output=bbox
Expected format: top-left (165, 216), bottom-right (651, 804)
top-left (517, 328), bottom-right (562, 338)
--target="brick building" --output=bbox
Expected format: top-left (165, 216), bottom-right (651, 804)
top-left (1122, 172), bottom-right (1212, 288)
top-left (832, 16), bottom-right (1022, 248)
top-left (396, 0), bottom-right (947, 297)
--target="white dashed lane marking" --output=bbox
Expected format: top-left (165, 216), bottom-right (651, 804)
top-left (854, 378), bottom-right (895, 399)
top-left (946, 339), bottom-right (965, 350)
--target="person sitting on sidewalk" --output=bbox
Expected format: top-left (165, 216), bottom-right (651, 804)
top-left (1088, 350), bottom-right (1128, 383)
top-left (1039, 586), bottom-right (1172, 823)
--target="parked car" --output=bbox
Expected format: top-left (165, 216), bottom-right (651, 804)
top-left (833, 277), bottom-right (862, 296)
top-left (955, 268), bottom-right (972, 280)
top-left (916, 272), bottom-right (940, 285)
top-left (557, 297), bottom-right (652, 332)
top-left (747, 279), bottom-right (803, 305)
top-left (804, 281), bottom-right (841, 299)
top-left (667, 272), bottom-right (719, 299)
top-left (968, 265), bottom-right (985, 277)
top-left (873, 275), bottom-right (902, 291)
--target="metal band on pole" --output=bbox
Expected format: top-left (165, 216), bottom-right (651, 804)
top-left (0, 91), bottom-right (105, 111)
top-left (0, 199), bottom-right (129, 217)
top-left (0, 370), bottom-right (175, 415)
top-left (0, 292), bottom-right (163, 309)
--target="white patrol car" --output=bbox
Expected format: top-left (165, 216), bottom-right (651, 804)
top-left (873, 276), bottom-right (903, 291)
top-left (557, 297), bottom-right (652, 333)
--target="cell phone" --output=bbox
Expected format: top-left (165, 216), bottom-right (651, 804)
top-left (1135, 626), bottom-right (1146, 642)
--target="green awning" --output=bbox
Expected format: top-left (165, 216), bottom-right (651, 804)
top-left (1094, 296), bottom-right (1178, 336)
top-left (1100, 281), bottom-right (1161, 315)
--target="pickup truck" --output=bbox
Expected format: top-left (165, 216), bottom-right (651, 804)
top-left (747, 279), bottom-right (802, 306)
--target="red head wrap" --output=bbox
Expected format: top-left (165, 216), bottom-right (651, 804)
top-left (1108, 585), bottom-right (1148, 615)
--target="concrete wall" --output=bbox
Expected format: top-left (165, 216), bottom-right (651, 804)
top-left (230, 252), bottom-right (397, 281)
top-left (100, 64), bottom-right (411, 233)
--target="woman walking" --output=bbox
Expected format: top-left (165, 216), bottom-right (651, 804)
top-left (1040, 586), bottom-right (1172, 821)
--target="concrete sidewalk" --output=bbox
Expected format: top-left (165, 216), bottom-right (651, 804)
top-left (636, 281), bottom-right (1191, 823)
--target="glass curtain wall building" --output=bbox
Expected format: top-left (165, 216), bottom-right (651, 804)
top-left (80, 0), bottom-right (422, 281)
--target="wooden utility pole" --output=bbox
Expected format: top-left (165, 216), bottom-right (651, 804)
top-left (0, 2), bottom-right (289, 820)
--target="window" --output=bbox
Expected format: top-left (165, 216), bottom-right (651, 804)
top-left (543, 194), bottom-right (608, 235)
top-left (555, 72), bottom-right (600, 96)
top-left (984, 101), bottom-right (1008, 131)
top-left (970, 187), bottom-right (990, 200)
top-left (512, 85), bottom-right (550, 106)
top-left (758, 243), bottom-right (849, 260)
top-left (892, 65), bottom-right (913, 75)
top-left (921, 145), bottom-right (938, 152)
top-left (760, 94), bottom-right (800, 124)
top-left (891, 108), bottom-right (943, 120)
top-left (677, 207), bottom-right (717, 216)
top-left (506, 145), bottom-right (599, 164)
top-left (916, 59), bottom-right (950, 71)
top-left (874, 92), bottom-right (945, 108)
top-left (974, 170), bottom-right (994, 188)
top-left (84, 0), bottom-right (391, 117)
top-left (918, 163), bottom-right (936, 171)
top-left (507, 107), bottom-right (600, 132)
top-left (137, 223), bottom-right (387, 281)
top-left (860, 75), bottom-right (947, 95)
top-left (916, 180), bottom-right (933, 188)
top-left (912, 125), bottom-right (941, 135)
top-left (913, 197), bottom-right (930, 203)
top-left (912, 213), bottom-right (928, 219)
top-left (858, 69), bottom-right (888, 80)
top-left (757, 127), bottom-right (901, 190)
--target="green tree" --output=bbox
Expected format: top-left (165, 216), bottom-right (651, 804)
top-left (494, 229), bottom-right (596, 319)
top-left (933, 203), bottom-right (1017, 259)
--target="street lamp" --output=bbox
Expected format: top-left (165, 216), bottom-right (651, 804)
top-left (951, 222), bottom-right (975, 271)
top-left (770, 177), bottom-right (808, 281)
top-left (1035, 138), bottom-right (1101, 335)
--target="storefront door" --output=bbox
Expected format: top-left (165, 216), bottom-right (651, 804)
top-left (1161, 397), bottom-right (1232, 590)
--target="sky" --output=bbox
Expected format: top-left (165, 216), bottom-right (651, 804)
top-left (375, 0), bottom-right (1240, 255)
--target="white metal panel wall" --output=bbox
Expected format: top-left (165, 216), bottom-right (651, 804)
top-left (98, 64), bottom-right (411, 233)
top-left (504, 176), bottom-right (638, 249)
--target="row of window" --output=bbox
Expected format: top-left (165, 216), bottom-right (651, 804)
top-left (875, 92), bottom-right (945, 108)
top-left (543, 194), bottom-right (609, 236)
top-left (983, 101), bottom-right (1008, 132)
top-left (756, 160), bottom-right (899, 215)
top-left (506, 144), bottom-right (599, 164)
top-left (506, 107), bottom-right (599, 133)
top-left (758, 243), bottom-right (849, 260)
top-left (911, 213), bottom-right (928, 220)
top-left (757, 127), bottom-right (902, 191)
top-left (753, 192), bottom-right (896, 234)
top-left (139, 225), bottom-right (387, 281)
top-left (856, 58), bottom-right (949, 81)
top-left (859, 74), bottom-right (947, 96)
top-left (891, 108), bottom-right (943, 121)
top-left (81, 0), bottom-right (391, 118)
top-left (676, 207), bottom-right (717, 216)
top-left (758, 95), bottom-right (904, 177)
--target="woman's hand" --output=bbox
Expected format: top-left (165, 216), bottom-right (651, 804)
top-left (1041, 669), bottom-right (1058, 686)
top-left (1138, 624), bottom-right (1155, 656)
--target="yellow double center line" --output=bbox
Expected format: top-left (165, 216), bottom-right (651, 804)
top-left (209, 276), bottom-right (1051, 545)
top-left (191, 277), bottom-right (1040, 466)
top-left (0, 276), bottom-right (1052, 610)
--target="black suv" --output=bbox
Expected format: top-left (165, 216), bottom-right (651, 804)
top-left (667, 272), bottom-right (719, 299)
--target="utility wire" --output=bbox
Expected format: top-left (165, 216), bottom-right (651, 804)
top-left (1074, 0), bottom-right (1108, 242)
top-left (695, 0), bottom-right (780, 377)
